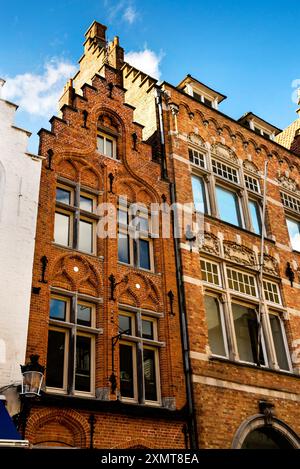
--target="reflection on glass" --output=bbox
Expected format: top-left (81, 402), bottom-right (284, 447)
top-left (216, 185), bottom-right (241, 226)
top-left (269, 315), bottom-right (289, 371)
top-left (204, 296), bottom-right (226, 357)
top-left (118, 233), bottom-right (130, 263)
top-left (56, 188), bottom-right (71, 205)
top-left (142, 320), bottom-right (154, 340)
top-left (249, 200), bottom-right (261, 234)
top-left (192, 175), bottom-right (207, 213)
top-left (50, 298), bottom-right (67, 321)
top-left (54, 212), bottom-right (70, 246)
top-left (144, 349), bottom-right (157, 401)
top-left (232, 304), bottom-right (264, 365)
top-left (80, 195), bottom-right (93, 212)
top-left (79, 219), bottom-right (93, 253)
top-left (119, 315), bottom-right (132, 335)
top-left (139, 239), bottom-right (150, 270)
top-left (287, 218), bottom-right (300, 251)
top-left (75, 335), bottom-right (91, 392)
top-left (46, 330), bottom-right (65, 388)
top-left (120, 344), bottom-right (134, 398)
top-left (77, 304), bottom-right (92, 326)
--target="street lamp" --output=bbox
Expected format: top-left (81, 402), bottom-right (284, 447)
top-left (18, 355), bottom-right (45, 438)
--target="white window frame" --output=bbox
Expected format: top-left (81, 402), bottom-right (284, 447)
top-left (204, 293), bottom-right (229, 359)
top-left (215, 183), bottom-right (244, 228)
top-left (268, 311), bottom-right (292, 372)
top-left (201, 259), bottom-right (222, 286)
top-left (227, 268), bottom-right (257, 298)
top-left (97, 131), bottom-right (117, 159)
top-left (263, 280), bottom-right (282, 305)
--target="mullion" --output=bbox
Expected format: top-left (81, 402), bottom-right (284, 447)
top-left (136, 312), bottom-right (144, 404)
top-left (67, 295), bottom-right (77, 394)
top-left (74, 184), bottom-right (80, 250)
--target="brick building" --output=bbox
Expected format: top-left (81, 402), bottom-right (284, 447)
top-left (25, 21), bottom-right (300, 449)
top-left (24, 22), bottom-right (189, 449)
top-left (124, 70), bottom-right (300, 448)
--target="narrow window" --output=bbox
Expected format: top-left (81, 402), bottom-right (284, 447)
top-left (54, 212), bottom-right (71, 246)
top-left (192, 175), bottom-right (207, 213)
top-left (77, 303), bottom-right (92, 327)
top-left (269, 315), bottom-right (290, 371)
top-left (75, 335), bottom-right (92, 392)
top-left (56, 187), bottom-right (71, 205)
top-left (46, 330), bottom-right (67, 389)
top-left (143, 348), bottom-right (157, 401)
top-left (118, 233), bottom-right (130, 264)
top-left (79, 219), bottom-right (93, 253)
top-left (50, 297), bottom-right (67, 321)
top-left (216, 185), bottom-right (242, 227)
top-left (204, 296), bottom-right (227, 357)
top-left (232, 304), bottom-right (265, 365)
top-left (249, 200), bottom-right (262, 235)
top-left (119, 343), bottom-right (135, 398)
top-left (139, 239), bottom-right (151, 270)
top-left (286, 218), bottom-right (300, 251)
top-left (80, 195), bottom-right (93, 212)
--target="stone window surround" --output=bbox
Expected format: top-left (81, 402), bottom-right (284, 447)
top-left (200, 256), bottom-right (292, 373)
top-left (189, 144), bottom-right (264, 236)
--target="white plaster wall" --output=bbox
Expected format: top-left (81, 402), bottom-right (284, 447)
top-left (0, 91), bottom-right (42, 389)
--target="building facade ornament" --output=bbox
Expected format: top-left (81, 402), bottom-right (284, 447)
top-left (223, 241), bottom-right (256, 267)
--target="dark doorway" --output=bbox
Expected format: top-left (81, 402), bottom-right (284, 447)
top-left (242, 427), bottom-right (294, 449)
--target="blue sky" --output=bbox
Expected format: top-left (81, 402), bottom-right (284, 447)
top-left (0, 0), bottom-right (299, 152)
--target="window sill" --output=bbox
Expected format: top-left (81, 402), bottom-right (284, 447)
top-left (203, 213), bottom-right (275, 243)
top-left (209, 355), bottom-right (296, 378)
top-left (117, 261), bottom-right (161, 276)
top-left (52, 242), bottom-right (104, 260)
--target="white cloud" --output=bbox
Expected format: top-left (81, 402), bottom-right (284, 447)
top-left (2, 59), bottom-right (76, 117)
top-left (125, 49), bottom-right (163, 80)
top-left (123, 6), bottom-right (137, 24)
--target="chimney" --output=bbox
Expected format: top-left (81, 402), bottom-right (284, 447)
top-left (84, 21), bottom-right (107, 50)
top-left (108, 36), bottom-right (124, 70)
top-left (291, 128), bottom-right (300, 156)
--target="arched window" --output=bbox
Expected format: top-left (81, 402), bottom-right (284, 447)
top-left (97, 113), bottom-right (122, 160)
top-left (241, 427), bottom-right (294, 449)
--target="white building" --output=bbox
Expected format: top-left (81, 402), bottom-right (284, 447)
top-left (0, 79), bottom-right (42, 391)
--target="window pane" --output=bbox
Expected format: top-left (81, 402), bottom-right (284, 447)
top-left (137, 216), bottom-right (149, 232)
top-left (120, 344), bottom-right (134, 398)
top-left (232, 304), bottom-right (264, 364)
top-left (106, 138), bottom-right (113, 157)
top-left (287, 218), bottom-right (300, 251)
top-left (192, 175), bottom-right (207, 213)
top-left (50, 298), bottom-right (67, 321)
top-left (269, 315), bottom-right (289, 371)
top-left (80, 195), bottom-right (93, 212)
top-left (119, 315), bottom-right (132, 335)
top-left (139, 239), bottom-right (151, 270)
top-left (79, 219), bottom-right (93, 253)
top-left (144, 349), bottom-right (157, 401)
top-left (77, 304), bottom-right (92, 327)
top-left (118, 233), bottom-right (130, 263)
top-left (46, 330), bottom-right (66, 388)
top-left (118, 209), bottom-right (128, 226)
top-left (56, 188), bottom-right (71, 205)
top-left (216, 185), bottom-right (241, 226)
top-left (97, 136), bottom-right (104, 154)
top-left (54, 212), bottom-right (70, 246)
top-left (75, 335), bottom-right (91, 392)
top-left (204, 296), bottom-right (226, 357)
top-left (249, 200), bottom-right (261, 235)
top-left (142, 320), bottom-right (154, 340)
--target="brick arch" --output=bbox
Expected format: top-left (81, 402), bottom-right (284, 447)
top-left (118, 271), bottom-right (162, 310)
top-left (50, 253), bottom-right (101, 296)
top-left (26, 408), bottom-right (89, 448)
top-left (112, 437), bottom-right (153, 449)
top-left (115, 177), bottom-right (157, 205)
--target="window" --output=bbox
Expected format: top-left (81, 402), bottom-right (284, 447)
top-left (119, 312), bottom-right (160, 404)
top-left (192, 175), bottom-right (208, 213)
top-left (227, 268), bottom-right (257, 296)
top-left (118, 201), bottom-right (154, 271)
top-left (248, 199), bottom-right (262, 235)
top-left (216, 185), bottom-right (242, 227)
top-left (245, 175), bottom-right (260, 194)
top-left (286, 218), bottom-right (300, 251)
top-left (97, 132), bottom-right (116, 159)
top-left (263, 280), bottom-right (281, 305)
top-left (232, 303), bottom-right (266, 365)
top-left (281, 192), bottom-right (300, 213)
top-left (189, 148), bottom-right (206, 169)
top-left (46, 294), bottom-right (99, 395)
top-left (269, 314), bottom-right (290, 371)
top-left (201, 259), bottom-right (221, 286)
top-left (212, 160), bottom-right (239, 184)
top-left (204, 295), bottom-right (228, 357)
top-left (54, 182), bottom-right (98, 254)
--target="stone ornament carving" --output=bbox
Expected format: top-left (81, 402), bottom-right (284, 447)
top-left (211, 143), bottom-right (238, 163)
top-left (263, 254), bottom-right (279, 276)
top-left (223, 241), bottom-right (256, 267)
top-left (243, 160), bottom-right (260, 175)
top-left (201, 232), bottom-right (220, 256)
top-left (277, 174), bottom-right (300, 196)
top-left (187, 132), bottom-right (205, 148)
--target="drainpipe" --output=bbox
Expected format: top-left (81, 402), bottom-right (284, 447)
top-left (155, 89), bottom-right (168, 180)
top-left (155, 88), bottom-right (198, 449)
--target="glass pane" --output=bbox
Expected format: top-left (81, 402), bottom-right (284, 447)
top-left (232, 304), bottom-right (264, 364)
top-left (97, 136), bottom-right (104, 154)
top-left (142, 320), bottom-right (154, 340)
top-left (118, 209), bottom-right (128, 226)
top-left (75, 335), bottom-right (91, 392)
top-left (216, 185), bottom-right (241, 227)
top-left (46, 330), bottom-right (65, 388)
top-left (139, 239), bottom-right (150, 270)
top-left (192, 175), bottom-right (206, 213)
top-left (50, 298), bottom-right (67, 321)
top-left (56, 188), bottom-right (71, 205)
top-left (137, 216), bottom-right (149, 232)
top-left (80, 195), bottom-right (93, 212)
top-left (118, 233), bottom-right (130, 263)
top-left (144, 349), bottom-right (157, 401)
top-left (54, 212), bottom-right (70, 246)
top-left (249, 200), bottom-right (261, 234)
top-left (119, 315), bottom-right (132, 335)
top-left (204, 296), bottom-right (226, 357)
top-left (79, 219), bottom-right (93, 253)
top-left (287, 218), bottom-right (300, 251)
top-left (106, 138), bottom-right (113, 158)
top-left (77, 303), bottom-right (92, 327)
top-left (269, 315), bottom-right (289, 371)
top-left (120, 344), bottom-right (134, 398)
